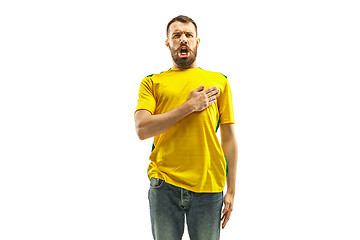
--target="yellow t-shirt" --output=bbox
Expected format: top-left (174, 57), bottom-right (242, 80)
top-left (136, 67), bottom-right (235, 193)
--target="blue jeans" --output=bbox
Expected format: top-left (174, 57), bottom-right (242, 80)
top-left (148, 178), bottom-right (223, 240)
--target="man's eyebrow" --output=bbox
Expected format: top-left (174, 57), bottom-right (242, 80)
top-left (172, 30), bottom-right (194, 35)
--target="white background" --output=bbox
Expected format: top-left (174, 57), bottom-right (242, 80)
top-left (1, 0), bottom-right (359, 239)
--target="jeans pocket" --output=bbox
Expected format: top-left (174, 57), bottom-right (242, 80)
top-left (150, 178), bottom-right (165, 189)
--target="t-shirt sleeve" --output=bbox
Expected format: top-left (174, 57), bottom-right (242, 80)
top-left (135, 77), bottom-right (156, 115)
top-left (218, 77), bottom-right (235, 124)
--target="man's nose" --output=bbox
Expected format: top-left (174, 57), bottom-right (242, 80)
top-left (180, 35), bottom-right (188, 45)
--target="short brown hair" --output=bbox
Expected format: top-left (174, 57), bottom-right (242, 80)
top-left (166, 15), bottom-right (197, 37)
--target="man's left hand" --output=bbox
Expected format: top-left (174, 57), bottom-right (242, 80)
top-left (221, 192), bottom-right (235, 229)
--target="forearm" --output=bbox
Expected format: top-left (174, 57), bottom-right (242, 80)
top-left (136, 85), bottom-right (220, 140)
top-left (135, 101), bottom-right (194, 140)
top-left (222, 136), bottom-right (238, 194)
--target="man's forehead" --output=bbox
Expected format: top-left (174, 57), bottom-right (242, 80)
top-left (169, 21), bottom-right (196, 34)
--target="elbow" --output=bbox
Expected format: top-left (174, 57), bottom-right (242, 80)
top-left (135, 124), bottom-right (149, 140)
top-left (137, 130), bottom-right (147, 140)
top-left (134, 112), bottom-right (152, 140)
top-left (136, 127), bottom-right (145, 140)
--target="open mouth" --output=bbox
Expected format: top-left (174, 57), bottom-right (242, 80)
top-left (179, 46), bottom-right (190, 58)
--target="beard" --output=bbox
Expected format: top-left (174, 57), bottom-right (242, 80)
top-left (170, 44), bottom-right (198, 69)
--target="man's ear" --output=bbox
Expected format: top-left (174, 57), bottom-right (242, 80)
top-left (196, 37), bottom-right (200, 46)
top-left (165, 39), bottom-right (170, 49)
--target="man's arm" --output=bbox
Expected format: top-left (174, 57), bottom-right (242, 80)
top-left (135, 85), bottom-right (219, 140)
top-left (220, 123), bottom-right (238, 229)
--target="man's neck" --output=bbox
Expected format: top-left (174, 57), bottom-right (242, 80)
top-left (173, 61), bottom-right (197, 69)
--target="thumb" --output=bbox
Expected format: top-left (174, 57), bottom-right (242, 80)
top-left (222, 201), bottom-right (229, 214)
top-left (194, 85), bottom-right (204, 92)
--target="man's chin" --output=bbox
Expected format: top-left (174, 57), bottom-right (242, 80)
top-left (173, 56), bottom-right (195, 68)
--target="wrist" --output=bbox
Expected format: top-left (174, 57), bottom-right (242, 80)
top-left (184, 100), bottom-right (196, 114)
top-left (226, 187), bottom-right (235, 195)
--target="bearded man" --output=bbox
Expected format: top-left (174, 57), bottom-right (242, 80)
top-left (135, 15), bottom-right (238, 240)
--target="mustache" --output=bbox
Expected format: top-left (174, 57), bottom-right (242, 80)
top-left (175, 44), bottom-right (193, 53)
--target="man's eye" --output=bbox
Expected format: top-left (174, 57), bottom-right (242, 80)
top-left (173, 34), bottom-right (180, 38)
top-left (186, 33), bottom-right (193, 37)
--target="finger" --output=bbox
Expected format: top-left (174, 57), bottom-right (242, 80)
top-left (204, 86), bottom-right (218, 94)
top-left (208, 91), bottom-right (220, 99)
top-left (208, 95), bottom-right (217, 102)
top-left (208, 98), bottom-right (217, 106)
top-left (194, 85), bottom-right (205, 92)
top-left (221, 201), bottom-right (230, 218)
top-left (222, 211), bottom-right (231, 229)
top-left (221, 212), bottom-right (226, 221)
top-left (207, 89), bottom-right (220, 98)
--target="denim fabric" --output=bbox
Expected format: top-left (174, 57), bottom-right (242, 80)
top-left (148, 178), bottom-right (223, 240)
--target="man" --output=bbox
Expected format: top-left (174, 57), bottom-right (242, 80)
top-left (134, 15), bottom-right (238, 240)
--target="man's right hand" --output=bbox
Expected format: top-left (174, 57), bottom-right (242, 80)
top-left (187, 85), bottom-right (220, 112)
